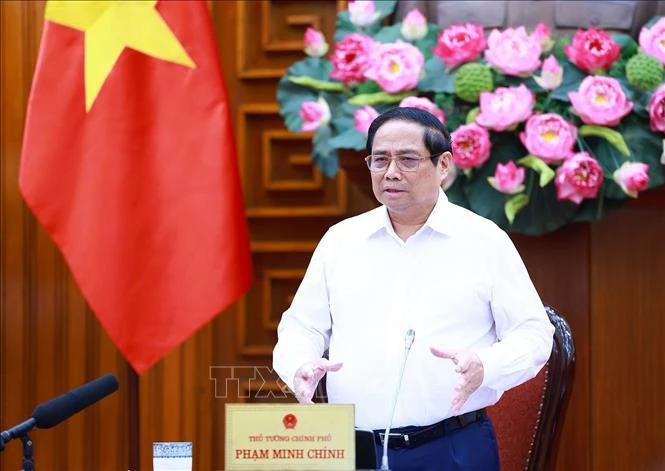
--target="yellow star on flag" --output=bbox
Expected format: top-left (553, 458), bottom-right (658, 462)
top-left (45, 0), bottom-right (195, 111)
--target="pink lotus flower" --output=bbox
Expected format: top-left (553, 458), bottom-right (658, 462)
top-left (475, 84), bottom-right (535, 131)
top-left (348, 0), bottom-right (379, 28)
top-left (330, 33), bottom-right (375, 86)
top-left (639, 17), bottom-right (665, 64)
top-left (442, 163), bottom-right (458, 190)
top-left (613, 162), bottom-right (650, 198)
top-left (533, 55), bottom-right (563, 90)
top-left (401, 8), bottom-right (428, 41)
top-left (531, 22), bottom-right (554, 52)
top-left (569, 76), bottom-right (633, 126)
top-left (484, 27), bottom-right (542, 76)
top-left (488, 161), bottom-right (526, 194)
top-left (520, 113), bottom-right (578, 164)
top-left (399, 96), bottom-right (446, 123)
top-left (300, 97), bottom-right (331, 132)
top-left (354, 105), bottom-right (379, 134)
top-left (555, 152), bottom-right (604, 204)
top-left (304, 28), bottom-right (329, 57)
top-left (451, 124), bottom-right (491, 170)
top-left (365, 40), bottom-right (424, 93)
top-left (432, 23), bottom-right (486, 69)
top-left (564, 28), bottom-right (620, 73)
top-left (647, 84), bottom-right (665, 133)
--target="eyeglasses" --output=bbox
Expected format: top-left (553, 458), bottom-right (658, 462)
top-left (364, 153), bottom-right (443, 173)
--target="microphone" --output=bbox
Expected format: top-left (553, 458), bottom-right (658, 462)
top-left (0, 374), bottom-right (119, 447)
top-left (380, 329), bottom-right (415, 471)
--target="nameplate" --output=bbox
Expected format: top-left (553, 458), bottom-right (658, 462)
top-left (225, 403), bottom-right (355, 470)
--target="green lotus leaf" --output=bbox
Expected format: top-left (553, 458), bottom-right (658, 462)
top-left (504, 194), bottom-right (529, 225)
top-left (348, 91), bottom-right (416, 106)
top-left (517, 155), bottom-right (556, 187)
top-left (579, 125), bottom-right (631, 156)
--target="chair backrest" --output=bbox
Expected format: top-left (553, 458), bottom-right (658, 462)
top-left (314, 305), bottom-right (576, 471)
top-left (487, 305), bottom-right (576, 471)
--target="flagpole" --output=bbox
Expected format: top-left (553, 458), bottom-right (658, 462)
top-left (127, 365), bottom-right (140, 470)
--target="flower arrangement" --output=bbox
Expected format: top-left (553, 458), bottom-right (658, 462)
top-left (277, 0), bottom-right (665, 235)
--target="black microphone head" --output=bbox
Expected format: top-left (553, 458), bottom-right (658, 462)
top-left (32, 374), bottom-right (119, 429)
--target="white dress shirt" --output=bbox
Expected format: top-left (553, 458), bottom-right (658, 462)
top-left (273, 189), bottom-right (554, 430)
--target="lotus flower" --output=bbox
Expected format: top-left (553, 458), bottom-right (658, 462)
top-left (300, 97), bottom-right (331, 132)
top-left (348, 0), bottom-right (379, 28)
top-left (569, 76), bottom-right (633, 126)
top-left (613, 162), bottom-right (650, 198)
top-left (354, 105), bottom-right (379, 135)
top-left (475, 84), bottom-right (535, 131)
top-left (564, 28), bottom-right (620, 73)
top-left (647, 84), bottom-right (665, 133)
top-left (330, 33), bottom-right (375, 86)
top-left (401, 9), bottom-right (428, 41)
top-left (533, 55), bottom-right (563, 90)
top-left (303, 28), bottom-right (329, 57)
top-left (365, 40), bottom-right (424, 93)
top-left (488, 161), bottom-right (526, 194)
top-left (484, 26), bottom-right (542, 76)
top-left (451, 124), bottom-right (491, 170)
top-left (432, 23), bottom-right (486, 69)
top-left (555, 152), bottom-right (604, 204)
top-left (531, 22), bottom-right (554, 52)
top-left (639, 17), bottom-right (665, 64)
top-left (520, 113), bottom-right (578, 164)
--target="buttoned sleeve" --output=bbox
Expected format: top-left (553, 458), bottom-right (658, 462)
top-left (475, 230), bottom-right (555, 392)
top-left (273, 230), bottom-right (334, 392)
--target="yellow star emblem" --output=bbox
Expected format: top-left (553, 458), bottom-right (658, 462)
top-left (45, 0), bottom-right (195, 111)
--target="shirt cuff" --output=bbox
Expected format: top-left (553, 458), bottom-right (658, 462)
top-left (475, 346), bottom-right (502, 391)
top-left (274, 349), bottom-right (320, 393)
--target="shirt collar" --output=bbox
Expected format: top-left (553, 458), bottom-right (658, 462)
top-left (362, 188), bottom-right (456, 238)
top-left (424, 189), bottom-right (456, 236)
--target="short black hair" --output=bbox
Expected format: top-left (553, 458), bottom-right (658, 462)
top-left (365, 107), bottom-right (452, 165)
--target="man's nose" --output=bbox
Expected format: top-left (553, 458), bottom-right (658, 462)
top-left (384, 159), bottom-right (402, 179)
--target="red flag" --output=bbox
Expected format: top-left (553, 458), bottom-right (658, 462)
top-left (19, 1), bottom-right (252, 373)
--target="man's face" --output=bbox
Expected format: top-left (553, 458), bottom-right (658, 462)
top-left (370, 120), bottom-right (450, 216)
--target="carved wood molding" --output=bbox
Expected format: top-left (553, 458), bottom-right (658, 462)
top-left (236, 0), bottom-right (344, 79)
top-left (237, 103), bottom-right (348, 218)
top-left (237, 241), bottom-right (317, 357)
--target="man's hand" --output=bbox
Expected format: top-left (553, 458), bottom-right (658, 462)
top-left (293, 359), bottom-right (343, 404)
top-left (430, 347), bottom-right (484, 413)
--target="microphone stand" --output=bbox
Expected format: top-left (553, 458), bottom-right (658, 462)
top-left (380, 329), bottom-right (416, 471)
top-left (20, 434), bottom-right (35, 471)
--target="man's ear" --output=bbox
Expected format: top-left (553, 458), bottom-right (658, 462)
top-left (439, 151), bottom-right (452, 177)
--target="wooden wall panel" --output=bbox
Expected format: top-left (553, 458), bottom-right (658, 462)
top-left (590, 207), bottom-right (665, 471)
top-left (512, 225), bottom-right (591, 471)
top-left (138, 321), bottom-right (222, 471)
top-left (1, 2), bottom-right (129, 470)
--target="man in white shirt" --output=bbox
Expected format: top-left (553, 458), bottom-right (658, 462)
top-left (273, 107), bottom-right (554, 470)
